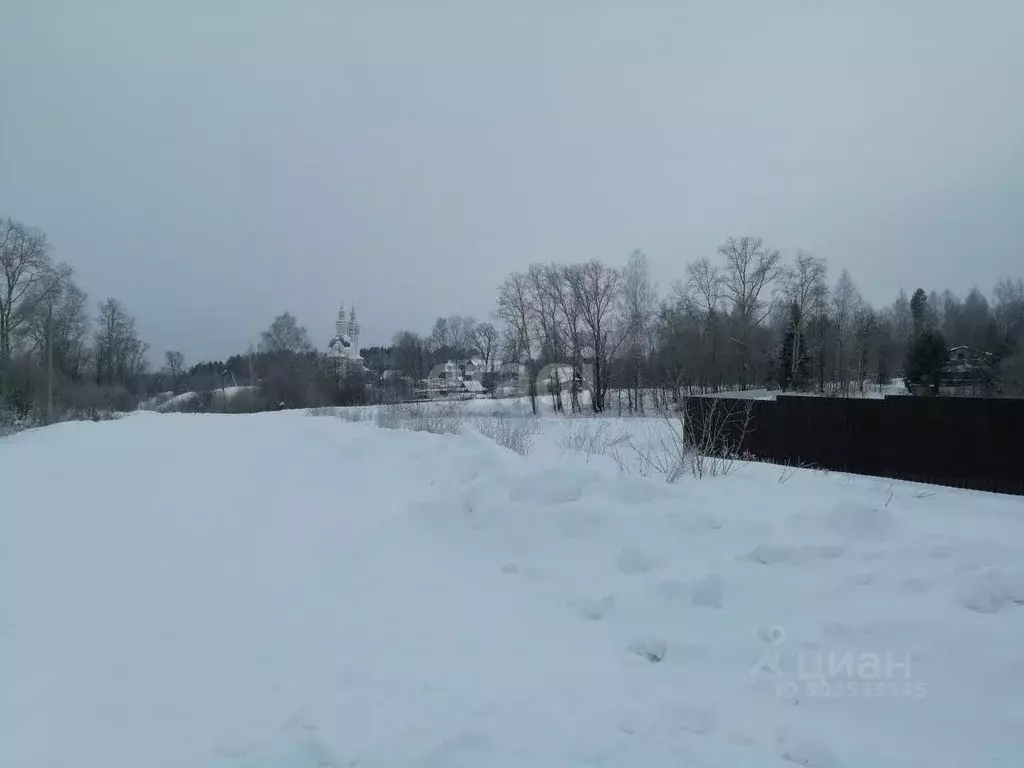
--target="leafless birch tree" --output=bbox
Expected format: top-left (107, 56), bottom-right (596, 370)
top-left (717, 237), bottom-right (782, 388)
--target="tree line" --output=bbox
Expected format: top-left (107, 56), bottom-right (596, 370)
top-left (389, 236), bottom-right (1024, 413)
top-left (6, 212), bottom-right (1023, 424)
top-left (0, 215), bottom-right (378, 422)
top-left (1, 216), bottom-right (151, 420)
top-left (158, 311), bottom-right (377, 412)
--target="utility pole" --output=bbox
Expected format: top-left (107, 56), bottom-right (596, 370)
top-left (46, 308), bottom-right (53, 425)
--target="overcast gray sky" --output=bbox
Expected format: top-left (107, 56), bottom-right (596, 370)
top-left (2, 1), bottom-right (1022, 362)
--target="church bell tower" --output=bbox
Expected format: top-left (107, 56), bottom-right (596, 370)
top-left (347, 306), bottom-right (360, 354)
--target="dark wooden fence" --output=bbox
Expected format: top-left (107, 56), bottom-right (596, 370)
top-left (682, 394), bottom-right (1024, 495)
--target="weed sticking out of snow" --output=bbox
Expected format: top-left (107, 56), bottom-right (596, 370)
top-left (555, 419), bottom-right (632, 462)
top-left (373, 400), bottom-right (464, 434)
top-left (469, 412), bottom-right (539, 456)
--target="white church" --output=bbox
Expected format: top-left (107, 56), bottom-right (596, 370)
top-left (327, 303), bottom-right (366, 371)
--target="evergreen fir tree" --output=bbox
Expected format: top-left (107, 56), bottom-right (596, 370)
top-left (905, 328), bottom-right (948, 394)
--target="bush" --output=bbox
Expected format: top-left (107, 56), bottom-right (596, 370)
top-left (308, 406), bottom-right (371, 423)
top-left (55, 380), bottom-right (137, 413)
top-left (223, 388), bottom-right (265, 413)
top-left (555, 419), bottom-right (631, 463)
top-left (0, 399), bottom-right (28, 436)
top-left (374, 401), bottom-right (463, 435)
top-left (471, 412), bottom-right (538, 456)
top-left (139, 391), bottom-right (176, 411)
top-left (0, 363), bottom-right (37, 417)
top-left (196, 390), bottom-right (217, 411)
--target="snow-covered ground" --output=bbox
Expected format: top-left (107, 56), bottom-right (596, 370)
top-left (3, 410), bottom-right (1024, 767)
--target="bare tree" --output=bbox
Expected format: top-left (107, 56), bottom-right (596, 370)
top-left (164, 350), bottom-right (186, 393)
top-left (994, 278), bottom-right (1024, 339)
top-left (619, 250), bottom-right (657, 413)
top-left (497, 271), bottom-right (537, 413)
top-left (471, 321), bottom-right (499, 372)
top-left (52, 279), bottom-right (90, 380)
top-left (548, 264), bottom-right (587, 412)
top-left (498, 325), bottom-right (525, 375)
top-left (526, 264), bottom-right (566, 412)
top-left (446, 316), bottom-right (476, 355)
top-left (682, 257), bottom-right (725, 391)
top-left (440, 315), bottom-right (476, 376)
top-left (0, 219), bottom-right (70, 365)
top-left (259, 312), bottom-right (313, 354)
top-left (687, 257), bottom-right (722, 316)
top-left (427, 316), bottom-right (450, 352)
top-left (392, 330), bottom-right (427, 382)
top-left (831, 269), bottom-right (863, 393)
top-left (654, 293), bottom-right (701, 401)
top-left (567, 259), bottom-right (621, 413)
top-left (20, 272), bottom-right (90, 380)
top-left (717, 236), bottom-right (782, 388)
top-left (851, 304), bottom-right (877, 394)
top-left (95, 298), bottom-right (148, 387)
top-left (781, 251), bottom-right (828, 385)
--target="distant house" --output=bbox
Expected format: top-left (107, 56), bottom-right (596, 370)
top-left (942, 346), bottom-right (997, 396)
top-left (538, 364), bottom-right (576, 392)
top-left (381, 369), bottom-right (414, 385)
top-left (499, 361), bottom-right (526, 377)
top-left (947, 346), bottom-right (973, 370)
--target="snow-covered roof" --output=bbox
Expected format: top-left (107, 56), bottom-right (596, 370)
top-left (329, 334), bottom-right (353, 349)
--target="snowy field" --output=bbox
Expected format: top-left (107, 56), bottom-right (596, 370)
top-left (3, 410), bottom-right (1024, 767)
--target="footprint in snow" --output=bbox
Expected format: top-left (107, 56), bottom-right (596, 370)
top-left (814, 544), bottom-right (847, 560)
top-left (691, 574), bottom-right (724, 609)
top-left (741, 543), bottom-right (795, 565)
top-left (422, 731), bottom-right (492, 768)
top-left (221, 734), bottom-right (348, 768)
top-left (666, 702), bottom-right (719, 735)
top-left (820, 621), bottom-right (854, 640)
top-left (958, 569), bottom-right (1024, 613)
top-left (628, 636), bottom-right (668, 663)
top-left (573, 594), bottom-right (614, 620)
top-left (903, 577), bottom-right (931, 594)
top-left (650, 576), bottom-right (723, 609)
top-left (617, 544), bottom-right (660, 575)
top-left (780, 740), bottom-right (842, 767)
top-left (825, 501), bottom-right (897, 542)
top-left (742, 543), bottom-right (846, 565)
top-left (776, 730), bottom-right (843, 768)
